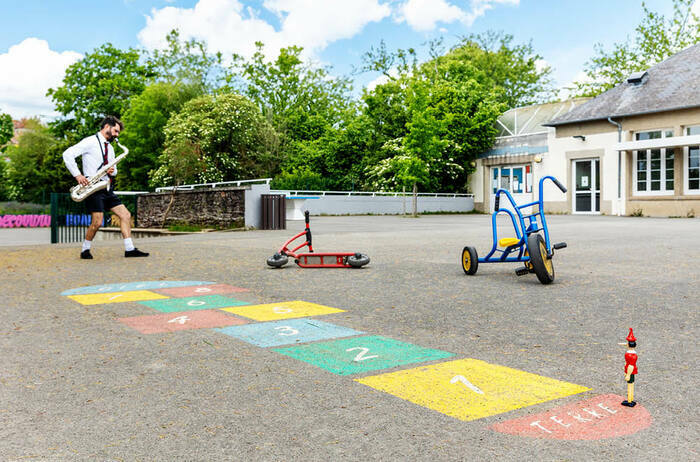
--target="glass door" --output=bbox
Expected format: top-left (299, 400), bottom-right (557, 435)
top-left (573, 159), bottom-right (600, 213)
top-left (490, 165), bottom-right (531, 212)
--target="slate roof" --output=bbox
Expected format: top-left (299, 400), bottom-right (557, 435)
top-left (545, 44), bottom-right (700, 126)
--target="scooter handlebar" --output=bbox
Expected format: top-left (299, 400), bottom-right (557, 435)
top-left (305, 210), bottom-right (310, 224)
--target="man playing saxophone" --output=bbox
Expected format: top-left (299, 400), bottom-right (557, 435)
top-left (63, 116), bottom-right (149, 259)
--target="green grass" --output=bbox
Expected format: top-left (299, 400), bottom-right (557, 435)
top-left (0, 201), bottom-right (50, 215)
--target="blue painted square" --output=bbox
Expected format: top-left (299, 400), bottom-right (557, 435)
top-left (216, 318), bottom-right (364, 347)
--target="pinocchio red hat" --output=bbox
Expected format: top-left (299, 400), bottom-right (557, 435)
top-left (626, 328), bottom-right (636, 342)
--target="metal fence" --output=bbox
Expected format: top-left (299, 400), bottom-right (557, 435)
top-left (50, 192), bottom-right (143, 244)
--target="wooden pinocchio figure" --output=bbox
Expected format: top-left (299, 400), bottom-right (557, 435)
top-left (621, 328), bottom-right (638, 407)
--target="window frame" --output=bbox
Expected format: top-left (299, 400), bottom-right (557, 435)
top-left (684, 125), bottom-right (700, 195)
top-left (632, 129), bottom-right (675, 196)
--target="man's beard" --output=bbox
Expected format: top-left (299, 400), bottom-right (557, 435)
top-left (105, 133), bottom-right (115, 142)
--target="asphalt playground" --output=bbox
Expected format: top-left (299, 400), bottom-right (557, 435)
top-left (0, 214), bottom-right (698, 460)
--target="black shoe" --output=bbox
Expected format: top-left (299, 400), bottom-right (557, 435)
top-left (125, 248), bottom-right (149, 258)
top-left (80, 250), bottom-right (93, 260)
top-left (621, 400), bottom-right (637, 407)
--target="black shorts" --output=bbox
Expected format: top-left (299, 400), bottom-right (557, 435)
top-left (627, 374), bottom-right (635, 383)
top-left (85, 188), bottom-right (122, 213)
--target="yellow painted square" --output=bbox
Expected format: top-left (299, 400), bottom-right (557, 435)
top-left (67, 290), bottom-right (169, 305)
top-left (221, 300), bottom-right (344, 321)
top-left (355, 358), bottom-right (590, 422)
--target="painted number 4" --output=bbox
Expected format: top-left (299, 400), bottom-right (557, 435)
top-left (346, 347), bottom-right (378, 362)
top-left (168, 316), bottom-right (190, 325)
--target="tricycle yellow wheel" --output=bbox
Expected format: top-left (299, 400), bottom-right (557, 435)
top-left (461, 246), bottom-right (479, 275)
top-left (526, 234), bottom-right (554, 284)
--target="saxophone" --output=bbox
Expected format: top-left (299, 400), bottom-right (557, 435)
top-left (70, 140), bottom-right (129, 202)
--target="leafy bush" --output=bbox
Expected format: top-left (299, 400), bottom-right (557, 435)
top-left (271, 167), bottom-right (330, 191)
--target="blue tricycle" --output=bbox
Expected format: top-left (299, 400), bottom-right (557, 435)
top-left (461, 175), bottom-right (568, 284)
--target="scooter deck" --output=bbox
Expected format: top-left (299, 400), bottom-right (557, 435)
top-left (295, 252), bottom-right (357, 268)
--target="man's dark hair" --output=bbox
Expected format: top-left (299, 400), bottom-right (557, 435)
top-left (100, 115), bottom-right (123, 131)
top-left (628, 341), bottom-right (636, 348)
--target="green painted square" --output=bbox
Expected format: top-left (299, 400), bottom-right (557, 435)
top-left (139, 295), bottom-right (249, 313)
top-left (273, 335), bottom-right (454, 376)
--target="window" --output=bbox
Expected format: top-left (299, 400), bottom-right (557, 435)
top-left (492, 165), bottom-right (528, 194)
top-left (685, 125), bottom-right (700, 194)
top-left (633, 130), bottom-right (674, 195)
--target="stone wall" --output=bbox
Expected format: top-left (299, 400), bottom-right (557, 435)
top-left (137, 187), bottom-right (245, 228)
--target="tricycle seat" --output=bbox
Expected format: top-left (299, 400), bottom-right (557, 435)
top-left (498, 237), bottom-right (522, 248)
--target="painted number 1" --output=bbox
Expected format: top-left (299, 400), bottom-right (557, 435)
top-left (346, 347), bottom-right (378, 362)
top-left (450, 375), bottom-right (484, 395)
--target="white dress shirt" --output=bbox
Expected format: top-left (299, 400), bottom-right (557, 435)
top-left (63, 132), bottom-right (117, 183)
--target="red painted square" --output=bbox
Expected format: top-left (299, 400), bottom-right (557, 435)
top-left (118, 309), bottom-right (248, 334)
top-left (152, 283), bottom-right (249, 298)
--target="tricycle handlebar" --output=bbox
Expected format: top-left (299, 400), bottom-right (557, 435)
top-left (552, 177), bottom-right (567, 193)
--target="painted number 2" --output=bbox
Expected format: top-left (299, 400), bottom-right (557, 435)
top-left (274, 326), bottom-right (299, 336)
top-left (346, 347), bottom-right (378, 362)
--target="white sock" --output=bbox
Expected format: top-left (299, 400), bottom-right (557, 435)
top-left (82, 240), bottom-right (92, 252)
top-left (124, 238), bottom-right (135, 251)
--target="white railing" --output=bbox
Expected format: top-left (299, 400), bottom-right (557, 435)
top-left (113, 191), bottom-right (149, 195)
top-left (155, 178), bottom-right (272, 193)
top-left (272, 189), bottom-right (474, 198)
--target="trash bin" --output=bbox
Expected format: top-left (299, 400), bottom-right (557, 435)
top-left (261, 194), bottom-right (286, 230)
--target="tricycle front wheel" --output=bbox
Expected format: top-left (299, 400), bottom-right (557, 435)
top-left (527, 234), bottom-right (554, 284)
top-left (267, 253), bottom-right (289, 268)
top-left (461, 246), bottom-right (479, 275)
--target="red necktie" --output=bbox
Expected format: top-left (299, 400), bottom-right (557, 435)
top-left (103, 142), bottom-right (113, 188)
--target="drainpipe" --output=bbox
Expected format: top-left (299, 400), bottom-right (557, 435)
top-left (607, 117), bottom-right (622, 215)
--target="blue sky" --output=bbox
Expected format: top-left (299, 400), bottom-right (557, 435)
top-left (0, 0), bottom-right (689, 119)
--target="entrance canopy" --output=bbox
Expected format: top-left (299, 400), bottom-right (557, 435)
top-left (614, 134), bottom-right (700, 151)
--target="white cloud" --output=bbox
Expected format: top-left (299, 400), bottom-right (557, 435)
top-left (395, 0), bottom-right (519, 31)
top-left (396, 0), bottom-right (464, 32)
top-left (0, 38), bottom-right (82, 119)
top-left (366, 73), bottom-right (390, 91)
top-left (138, 0), bottom-right (391, 60)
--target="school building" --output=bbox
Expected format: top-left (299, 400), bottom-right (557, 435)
top-left (470, 43), bottom-right (700, 217)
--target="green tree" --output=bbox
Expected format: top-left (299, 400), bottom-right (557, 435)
top-left (146, 29), bottom-right (224, 92)
top-left (117, 82), bottom-right (203, 191)
top-left (0, 112), bottom-right (13, 149)
top-left (227, 43), bottom-right (352, 141)
top-left (150, 93), bottom-right (276, 187)
top-left (47, 43), bottom-right (155, 137)
top-left (4, 126), bottom-right (75, 202)
top-left (572, 0), bottom-right (700, 96)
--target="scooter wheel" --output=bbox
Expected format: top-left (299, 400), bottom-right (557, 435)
top-left (266, 253), bottom-right (289, 268)
top-left (461, 246), bottom-right (478, 275)
top-left (527, 233), bottom-right (554, 284)
top-left (348, 253), bottom-right (370, 268)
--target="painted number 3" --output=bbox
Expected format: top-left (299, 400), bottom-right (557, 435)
top-left (274, 326), bottom-right (299, 336)
top-left (346, 347), bottom-right (379, 362)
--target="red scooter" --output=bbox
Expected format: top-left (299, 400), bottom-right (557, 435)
top-left (267, 211), bottom-right (370, 268)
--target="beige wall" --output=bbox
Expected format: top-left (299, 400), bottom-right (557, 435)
top-left (553, 108), bottom-right (700, 216)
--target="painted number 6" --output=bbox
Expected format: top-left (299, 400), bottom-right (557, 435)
top-left (346, 347), bottom-right (378, 362)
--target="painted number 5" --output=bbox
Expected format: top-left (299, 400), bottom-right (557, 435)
top-left (346, 347), bottom-right (378, 362)
top-left (274, 326), bottom-right (299, 336)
